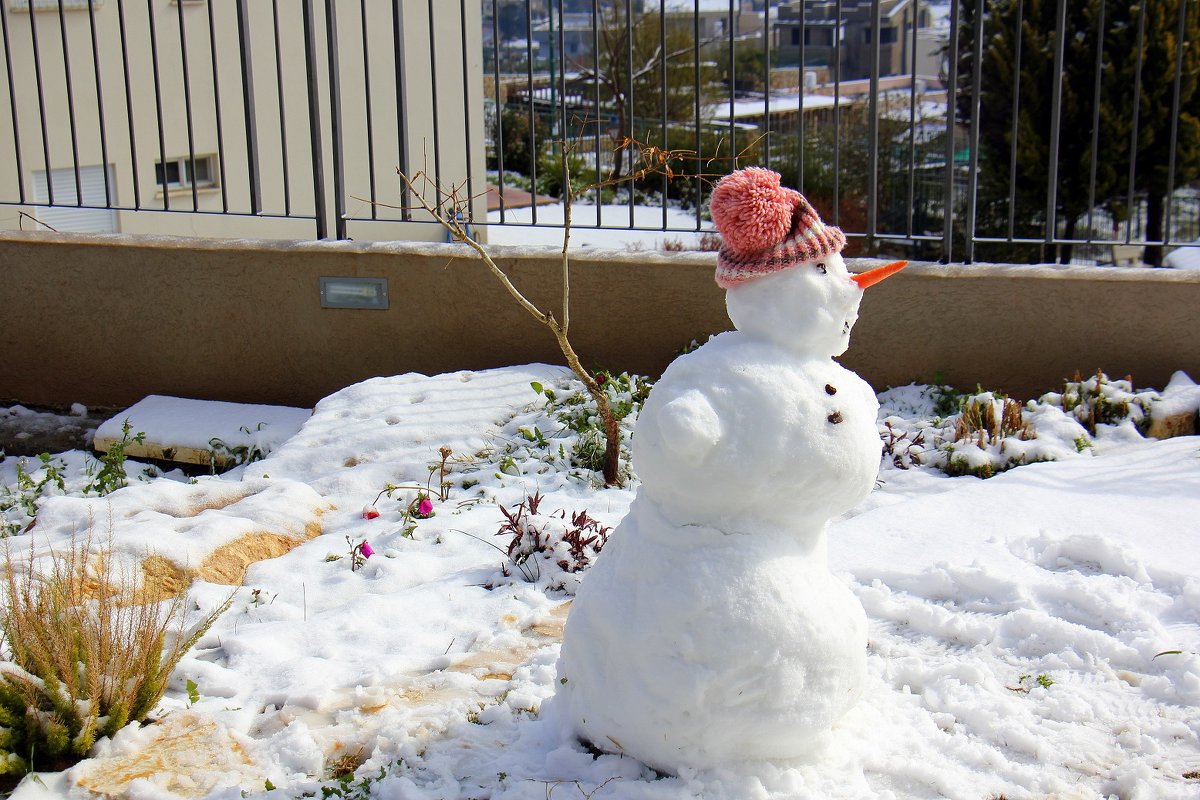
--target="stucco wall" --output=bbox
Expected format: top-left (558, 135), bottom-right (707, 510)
top-left (3, 230), bottom-right (1199, 409)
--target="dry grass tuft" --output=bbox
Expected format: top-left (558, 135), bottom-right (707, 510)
top-left (0, 520), bottom-right (231, 776)
top-left (953, 395), bottom-right (1030, 446)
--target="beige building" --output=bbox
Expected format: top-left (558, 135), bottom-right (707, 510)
top-left (774, 0), bottom-right (932, 80)
top-left (0, 0), bottom-right (486, 241)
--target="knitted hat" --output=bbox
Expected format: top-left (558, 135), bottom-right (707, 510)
top-left (709, 167), bottom-right (845, 288)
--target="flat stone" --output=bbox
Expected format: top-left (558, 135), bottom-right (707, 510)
top-left (68, 712), bottom-right (262, 799)
top-left (92, 396), bottom-right (310, 469)
top-left (1146, 410), bottom-right (1197, 440)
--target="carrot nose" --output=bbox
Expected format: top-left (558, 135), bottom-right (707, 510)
top-left (851, 260), bottom-right (908, 289)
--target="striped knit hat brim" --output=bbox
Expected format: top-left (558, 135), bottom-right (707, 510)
top-left (716, 213), bottom-right (847, 288)
top-left (709, 168), bottom-right (846, 288)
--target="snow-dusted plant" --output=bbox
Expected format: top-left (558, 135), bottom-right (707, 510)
top-left (1038, 369), bottom-right (1158, 436)
top-left (491, 491), bottom-right (610, 594)
top-left (529, 371), bottom-right (651, 480)
top-left (208, 423), bottom-right (269, 471)
top-left (0, 454), bottom-right (66, 536)
top-left (877, 384), bottom-right (1095, 479)
top-left (939, 391), bottom-right (1044, 478)
top-left (0, 533), bottom-right (230, 776)
top-left (85, 419), bottom-right (146, 496)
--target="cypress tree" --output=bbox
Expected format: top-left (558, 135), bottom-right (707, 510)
top-left (955, 0), bottom-right (1198, 265)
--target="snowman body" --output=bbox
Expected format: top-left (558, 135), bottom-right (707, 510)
top-left (556, 254), bottom-right (882, 773)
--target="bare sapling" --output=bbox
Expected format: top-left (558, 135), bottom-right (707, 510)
top-left (397, 135), bottom-right (724, 487)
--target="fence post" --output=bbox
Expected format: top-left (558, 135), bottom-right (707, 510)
top-left (1044, 0), bottom-right (1068, 261)
top-left (941, 0), bottom-right (961, 263)
top-left (302, 0), bottom-right (328, 239)
top-left (236, 0), bottom-right (262, 216)
top-left (325, 0), bottom-right (347, 240)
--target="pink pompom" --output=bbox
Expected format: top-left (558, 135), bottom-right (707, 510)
top-left (709, 167), bottom-right (796, 253)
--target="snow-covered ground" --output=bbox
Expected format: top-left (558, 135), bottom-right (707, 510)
top-left (3, 364), bottom-right (1200, 800)
top-left (486, 202), bottom-right (712, 250)
top-left (1165, 240), bottom-right (1200, 270)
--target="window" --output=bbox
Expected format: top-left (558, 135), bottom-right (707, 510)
top-left (154, 155), bottom-right (216, 190)
top-left (880, 26), bottom-right (897, 44)
top-left (804, 28), bottom-right (832, 47)
top-left (33, 165), bottom-right (118, 233)
top-left (791, 28), bottom-right (800, 45)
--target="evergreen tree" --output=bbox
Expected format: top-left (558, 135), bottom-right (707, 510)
top-left (956, 0), bottom-right (1198, 264)
top-left (956, 0), bottom-right (1132, 263)
top-left (1106, 0), bottom-right (1200, 265)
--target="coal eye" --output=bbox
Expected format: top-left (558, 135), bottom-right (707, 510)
top-left (816, 263), bottom-right (827, 274)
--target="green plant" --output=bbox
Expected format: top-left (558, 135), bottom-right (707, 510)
top-left (185, 678), bottom-right (200, 706)
top-left (0, 532), bottom-right (231, 775)
top-left (345, 537), bottom-right (375, 572)
top-left (1008, 673), bottom-right (1054, 693)
top-left (530, 372), bottom-right (652, 479)
top-left (86, 420), bottom-right (146, 496)
top-left (320, 763), bottom-right (386, 800)
top-left (209, 423), bottom-right (268, 471)
top-left (1051, 370), bottom-right (1157, 435)
top-left (1, 454), bottom-right (66, 537)
top-left (930, 380), bottom-right (966, 419)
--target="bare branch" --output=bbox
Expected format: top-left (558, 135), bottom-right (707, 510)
top-left (18, 211), bottom-right (57, 232)
top-left (397, 169), bottom-right (554, 328)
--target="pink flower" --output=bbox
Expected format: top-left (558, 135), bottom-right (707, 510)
top-left (359, 540), bottom-right (375, 558)
top-left (362, 505), bottom-right (381, 520)
top-left (417, 497), bottom-right (434, 517)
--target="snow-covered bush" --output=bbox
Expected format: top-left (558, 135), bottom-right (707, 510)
top-left (490, 491), bottom-right (610, 594)
top-left (1038, 370), bottom-right (1158, 436)
top-left (877, 372), bottom-right (1166, 479)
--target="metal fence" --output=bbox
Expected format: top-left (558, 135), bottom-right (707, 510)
top-left (1, 0), bottom-right (1196, 264)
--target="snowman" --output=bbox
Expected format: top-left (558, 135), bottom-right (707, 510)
top-left (553, 167), bottom-right (906, 773)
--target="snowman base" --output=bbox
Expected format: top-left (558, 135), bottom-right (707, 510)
top-left (556, 496), bottom-right (867, 774)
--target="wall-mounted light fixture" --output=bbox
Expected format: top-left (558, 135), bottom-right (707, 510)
top-left (319, 277), bottom-right (389, 310)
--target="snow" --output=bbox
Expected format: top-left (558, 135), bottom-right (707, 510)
top-left (707, 92), bottom-right (847, 124)
top-left (3, 358), bottom-right (1200, 799)
top-left (1165, 240), bottom-right (1200, 270)
top-left (94, 395), bottom-right (311, 457)
top-left (485, 202), bottom-right (712, 250)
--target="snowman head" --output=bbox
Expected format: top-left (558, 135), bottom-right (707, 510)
top-left (710, 168), bottom-right (904, 357)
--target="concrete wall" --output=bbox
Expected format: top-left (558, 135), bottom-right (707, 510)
top-left (3, 230), bottom-right (1199, 410)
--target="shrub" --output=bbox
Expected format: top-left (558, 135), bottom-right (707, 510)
top-left (86, 420), bottom-right (146, 496)
top-left (492, 490), bottom-right (611, 594)
top-left (1042, 369), bottom-right (1158, 435)
top-left (1, 454), bottom-right (66, 537)
top-left (0, 530), bottom-right (230, 775)
top-left (528, 372), bottom-right (652, 482)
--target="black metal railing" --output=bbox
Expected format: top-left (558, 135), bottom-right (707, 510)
top-left (0, 0), bottom-right (1196, 265)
